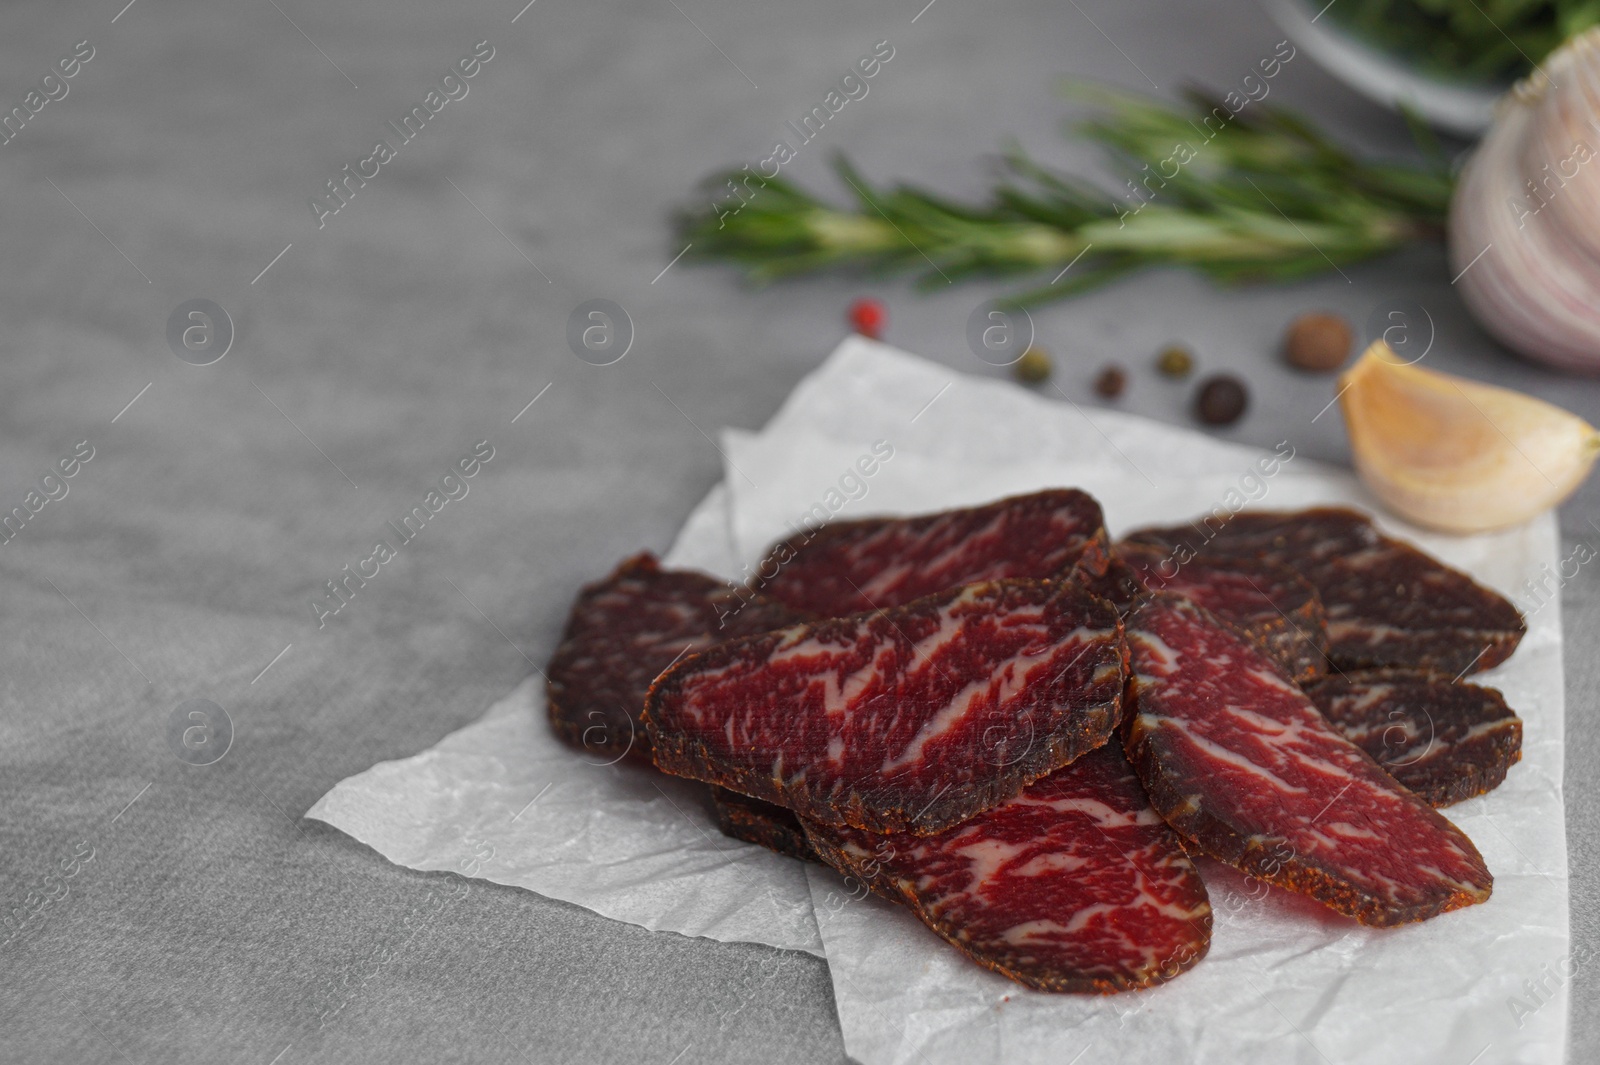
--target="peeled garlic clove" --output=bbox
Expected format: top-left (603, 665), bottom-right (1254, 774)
top-left (1450, 29), bottom-right (1600, 373)
top-left (1338, 342), bottom-right (1600, 533)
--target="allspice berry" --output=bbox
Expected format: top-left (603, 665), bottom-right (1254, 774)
top-left (1156, 345), bottom-right (1194, 378)
top-left (1094, 365), bottom-right (1126, 399)
top-left (1013, 346), bottom-right (1053, 384)
top-left (1284, 312), bottom-right (1353, 372)
top-left (1196, 374), bottom-right (1248, 425)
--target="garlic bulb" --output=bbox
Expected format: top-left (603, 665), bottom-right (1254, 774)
top-left (1450, 28), bottom-right (1600, 373)
top-left (1338, 342), bottom-right (1600, 533)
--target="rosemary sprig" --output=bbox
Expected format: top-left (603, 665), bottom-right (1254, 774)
top-left (674, 87), bottom-right (1454, 307)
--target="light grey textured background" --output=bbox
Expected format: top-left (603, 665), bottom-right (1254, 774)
top-left (1, 0), bottom-right (1596, 1062)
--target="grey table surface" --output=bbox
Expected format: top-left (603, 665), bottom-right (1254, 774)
top-left (2, 0), bottom-right (1596, 1061)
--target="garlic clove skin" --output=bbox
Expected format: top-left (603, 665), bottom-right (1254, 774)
top-left (1450, 28), bottom-right (1600, 374)
top-left (1338, 342), bottom-right (1600, 533)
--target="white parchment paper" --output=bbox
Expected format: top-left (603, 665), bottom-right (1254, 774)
top-left (304, 479), bottom-right (826, 956)
top-left (721, 341), bottom-right (1569, 1065)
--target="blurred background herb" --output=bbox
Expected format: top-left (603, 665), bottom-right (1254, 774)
top-left (1324, 0), bottom-right (1600, 81)
top-left (676, 87), bottom-right (1453, 307)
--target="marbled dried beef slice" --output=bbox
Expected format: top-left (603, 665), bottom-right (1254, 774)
top-left (1315, 546), bottom-right (1523, 674)
top-left (1123, 594), bottom-right (1492, 926)
top-left (646, 578), bottom-right (1127, 835)
top-left (1306, 668), bottom-right (1522, 807)
top-left (803, 744), bottom-right (1211, 993)
top-left (757, 488), bottom-right (1111, 617)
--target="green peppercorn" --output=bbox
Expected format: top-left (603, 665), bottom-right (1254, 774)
top-left (1157, 345), bottom-right (1194, 378)
top-left (1013, 346), bottom-right (1053, 384)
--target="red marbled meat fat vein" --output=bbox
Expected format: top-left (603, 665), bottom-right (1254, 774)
top-left (756, 489), bottom-right (1110, 616)
top-left (804, 743), bottom-right (1211, 993)
top-left (1122, 595), bottom-right (1491, 926)
top-left (645, 579), bottom-right (1126, 835)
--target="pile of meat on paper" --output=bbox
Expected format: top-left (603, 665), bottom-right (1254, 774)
top-left (544, 489), bottom-right (1526, 994)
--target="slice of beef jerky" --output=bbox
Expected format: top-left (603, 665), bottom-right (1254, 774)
top-left (646, 579), bottom-right (1127, 835)
top-left (1114, 541), bottom-right (1328, 684)
top-left (711, 787), bottom-right (817, 862)
top-left (755, 488), bottom-right (1111, 617)
top-left (1124, 507), bottom-right (1524, 675)
top-left (546, 553), bottom-right (806, 760)
top-left (803, 743), bottom-right (1211, 993)
top-left (1123, 594), bottom-right (1492, 926)
top-left (1306, 669), bottom-right (1522, 807)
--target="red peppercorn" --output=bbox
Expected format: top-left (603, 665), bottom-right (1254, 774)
top-left (848, 298), bottom-right (886, 339)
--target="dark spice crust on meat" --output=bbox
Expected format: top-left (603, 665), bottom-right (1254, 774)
top-left (645, 578), bottom-right (1128, 836)
top-left (1241, 587), bottom-right (1328, 684)
top-left (796, 823), bottom-right (898, 901)
top-left (711, 787), bottom-right (817, 862)
top-left (1306, 668), bottom-right (1523, 808)
top-left (1066, 551), bottom-right (1143, 613)
top-left (546, 552), bottom-right (806, 761)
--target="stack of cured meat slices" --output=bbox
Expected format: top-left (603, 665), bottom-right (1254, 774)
top-left (544, 491), bottom-right (1527, 994)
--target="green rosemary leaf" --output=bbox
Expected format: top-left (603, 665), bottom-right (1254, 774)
top-left (672, 85), bottom-right (1453, 306)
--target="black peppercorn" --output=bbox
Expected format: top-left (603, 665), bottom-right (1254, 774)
top-left (1195, 375), bottom-right (1248, 425)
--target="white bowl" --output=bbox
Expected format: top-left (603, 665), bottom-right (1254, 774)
top-left (1260, 0), bottom-right (1509, 136)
